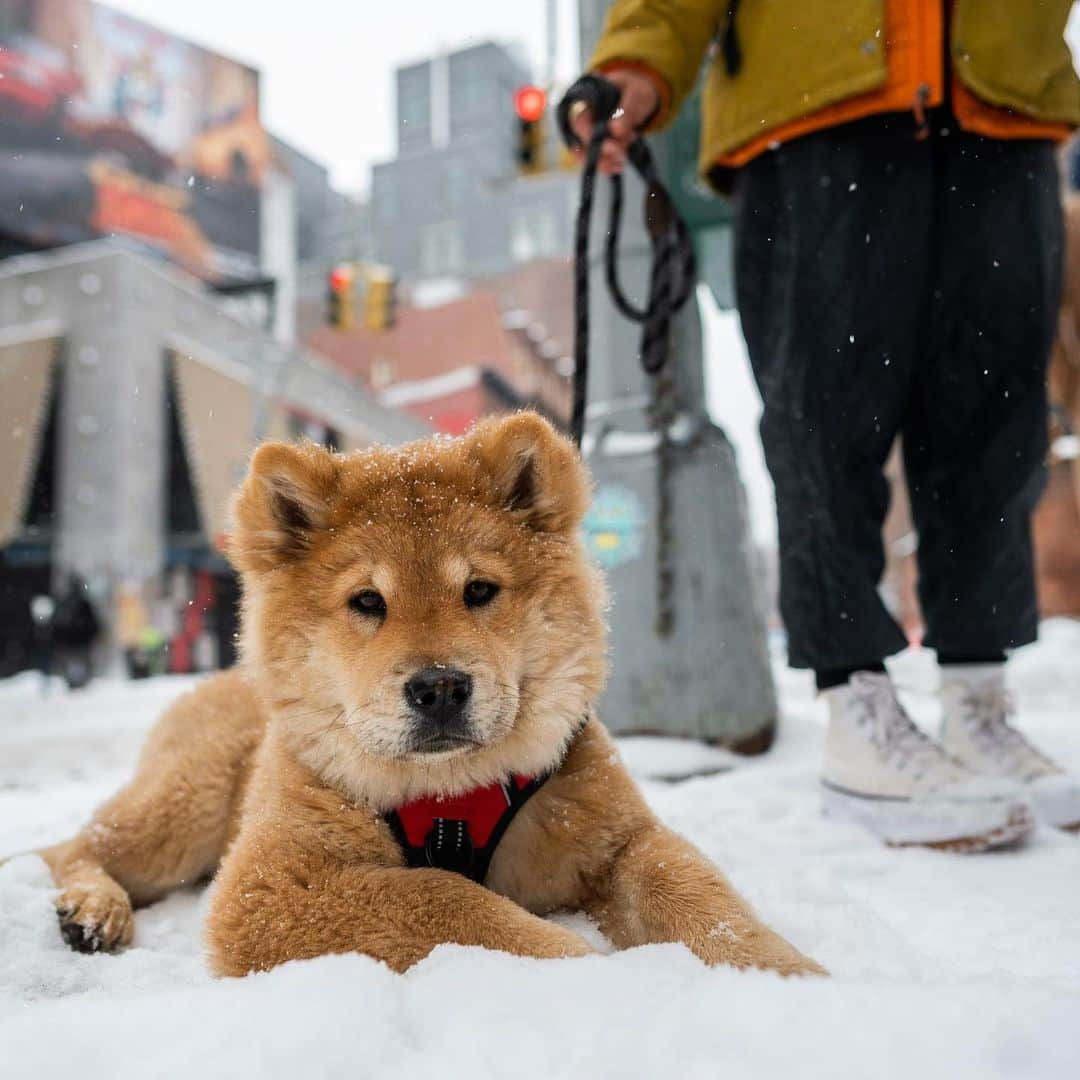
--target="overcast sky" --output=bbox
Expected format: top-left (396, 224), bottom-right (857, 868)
top-left (105, 0), bottom-right (581, 194)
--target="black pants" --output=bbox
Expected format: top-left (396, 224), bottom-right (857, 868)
top-left (733, 111), bottom-right (1063, 670)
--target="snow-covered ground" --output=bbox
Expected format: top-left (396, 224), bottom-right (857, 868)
top-left (2, 624), bottom-right (1079, 1079)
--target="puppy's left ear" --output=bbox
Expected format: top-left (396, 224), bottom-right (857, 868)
top-left (228, 441), bottom-right (338, 574)
top-left (468, 412), bottom-right (589, 533)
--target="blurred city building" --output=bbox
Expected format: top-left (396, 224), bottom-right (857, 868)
top-left (0, 1), bottom-right (427, 678)
top-left (301, 41), bottom-right (578, 436)
top-left (306, 257), bottom-right (574, 433)
top-left (0, 4), bottom-right (583, 679)
top-left (309, 277), bottom-right (570, 432)
top-left (370, 42), bottom-right (576, 283)
top-left (269, 136), bottom-right (376, 268)
top-left (0, 244), bottom-right (425, 678)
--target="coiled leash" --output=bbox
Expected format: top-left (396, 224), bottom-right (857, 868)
top-left (556, 73), bottom-right (697, 448)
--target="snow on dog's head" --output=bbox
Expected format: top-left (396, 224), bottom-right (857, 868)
top-left (228, 412), bottom-right (607, 808)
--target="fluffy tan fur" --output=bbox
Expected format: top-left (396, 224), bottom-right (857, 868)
top-left (38, 413), bottom-right (824, 978)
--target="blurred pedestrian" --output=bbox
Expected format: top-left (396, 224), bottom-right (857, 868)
top-left (51, 574), bottom-right (101, 690)
top-left (572, 1), bottom-right (1080, 847)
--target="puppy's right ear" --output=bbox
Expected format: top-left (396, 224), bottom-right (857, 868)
top-left (467, 411), bottom-right (590, 533)
top-left (228, 442), bottom-right (337, 574)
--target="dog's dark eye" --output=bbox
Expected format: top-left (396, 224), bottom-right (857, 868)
top-left (349, 589), bottom-right (387, 617)
top-left (464, 580), bottom-right (500, 608)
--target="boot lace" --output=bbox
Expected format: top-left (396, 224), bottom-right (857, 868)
top-left (957, 686), bottom-right (1060, 782)
top-left (849, 675), bottom-right (956, 785)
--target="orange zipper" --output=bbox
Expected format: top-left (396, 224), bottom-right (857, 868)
top-left (913, 83), bottom-right (931, 139)
top-left (908, 0), bottom-right (943, 138)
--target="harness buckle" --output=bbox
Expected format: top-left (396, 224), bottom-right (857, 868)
top-left (423, 818), bottom-right (476, 877)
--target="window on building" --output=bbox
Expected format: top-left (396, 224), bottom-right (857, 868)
top-left (370, 358), bottom-right (395, 390)
top-left (510, 206), bottom-right (559, 263)
top-left (535, 208), bottom-right (558, 256)
top-left (449, 50), bottom-right (491, 139)
top-left (397, 65), bottom-right (431, 147)
top-left (442, 156), bottom-right (467, 214)
top-left (373, 173), bottom-right (398, 227)
top-left (511, 214), bottom-right (537, 264)
top-left (419, 220), bottom-right (464, 276)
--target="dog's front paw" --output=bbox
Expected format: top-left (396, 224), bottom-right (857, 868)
top-left (704, 928), bottom-right (828, 977)
top-left (773, 952), bottom-right (828, 978)
top-left (753, 939), bottom-right (828, 978)
top-left (56, 879), bottom-right (134, 954)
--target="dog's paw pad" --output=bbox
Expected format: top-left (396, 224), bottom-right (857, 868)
top-left (58, 913), bottom-right (104, 953)
top-left (55, 887), bottom-right (133, 954)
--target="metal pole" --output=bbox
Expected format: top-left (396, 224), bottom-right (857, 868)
top-left (546, 0), bottom-right (558, 88)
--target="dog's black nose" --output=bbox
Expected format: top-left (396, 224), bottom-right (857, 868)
top-left (404, 667), bottom-right (472, 725)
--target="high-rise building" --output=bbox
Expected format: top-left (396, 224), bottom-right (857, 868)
top-left (371, 42), bottom-right (577, 282)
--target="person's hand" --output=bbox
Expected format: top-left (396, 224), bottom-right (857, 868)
top-left (569, 68), bottom-right (660, 175)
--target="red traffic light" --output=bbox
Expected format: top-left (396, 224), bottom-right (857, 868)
top-left (514, 85), bottom-right (547, 124)
top-left (328, 267), bottom-right (351, 292)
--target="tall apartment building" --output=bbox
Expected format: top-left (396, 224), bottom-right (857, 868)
top-left (371, 42), bottom-right (577, 282)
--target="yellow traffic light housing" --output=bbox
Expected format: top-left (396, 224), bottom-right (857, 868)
top-left (516, 118), bottom-right (546, 174)
top-left (363, 273), bottom-right (397, 331)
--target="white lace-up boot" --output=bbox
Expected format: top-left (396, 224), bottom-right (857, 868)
top-left (941, 665), bottom-right (1080, 831)
top-left (821, 672), bottom-right (1034, 851)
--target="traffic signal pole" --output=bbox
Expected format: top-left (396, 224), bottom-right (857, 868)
top-left (574, 0), bottom-right (778, 750)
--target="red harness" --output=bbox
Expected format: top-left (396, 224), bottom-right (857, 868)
top-left (383, 719), bottom-right (589, 883)
top-left (385, 774), bottom-right (549, 883)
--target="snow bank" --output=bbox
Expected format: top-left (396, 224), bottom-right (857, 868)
top-left (1, 925), bottom-right (1075, 1080)
top-left (2, 633), bottom-right (1079, 1078)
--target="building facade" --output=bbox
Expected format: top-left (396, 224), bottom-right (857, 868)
top-left (371, 42), bottom-right (577, 283)
top-left (307, 276), bottom-right (572, 433)
top-left (0, 243), bottom-right (426, 679)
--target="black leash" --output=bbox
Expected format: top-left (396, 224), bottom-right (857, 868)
top-left (557, 73), bottom-right (697, 448)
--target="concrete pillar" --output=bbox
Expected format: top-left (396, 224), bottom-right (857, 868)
top-left (55, 256), bottom-right (166, 591)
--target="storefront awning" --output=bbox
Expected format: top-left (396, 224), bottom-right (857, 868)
top-left (264, 403), bottom-right (293, 444)
top-left (170, 350), bottom-right (255, 547)
top-left (0, 335), bottom-right (57, 546)
top-left (264, 402), bottom-right (368, 454)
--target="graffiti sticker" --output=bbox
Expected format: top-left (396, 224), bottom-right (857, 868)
top-left (583, 484), bottom-right (646, 569)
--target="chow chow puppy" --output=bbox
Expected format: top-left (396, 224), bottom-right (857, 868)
top-left (37, 413), bottom-right (823, 977)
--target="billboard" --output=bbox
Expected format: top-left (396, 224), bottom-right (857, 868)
top-left (0, 0), bottom-right (269, 282)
